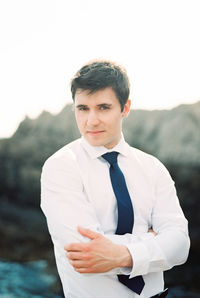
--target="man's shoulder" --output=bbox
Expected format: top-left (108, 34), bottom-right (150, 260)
top-left (43, 138), bottom-right (82, 169)
top-left (128, 145), bottom-right (162, 168)
top-left (128, 145), bottom-right (169, 178)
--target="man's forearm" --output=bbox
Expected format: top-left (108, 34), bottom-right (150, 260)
top-left (65, 227), bottom-right (159, 273)
top-left (65, 226), bottom-right (134, 273)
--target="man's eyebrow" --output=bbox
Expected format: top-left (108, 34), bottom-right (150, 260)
top-left (97, 103), bottom-right (112, 107)
top-left (75, 104), bottom-right (88, 108)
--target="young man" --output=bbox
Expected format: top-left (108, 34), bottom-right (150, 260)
top-left (41, 60), bottom-right (190, 298)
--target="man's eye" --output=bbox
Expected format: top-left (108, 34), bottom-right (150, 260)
top-left (78, 107), bottom-right (88, 111)
top-left (100, 105), bottom-right (110, 110)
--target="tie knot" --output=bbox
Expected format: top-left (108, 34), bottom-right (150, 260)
top-left (102, 151), bottom-right (119, 165)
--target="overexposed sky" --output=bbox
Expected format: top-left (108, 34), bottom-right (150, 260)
top-left (0, 0), bottom-right (200, 138)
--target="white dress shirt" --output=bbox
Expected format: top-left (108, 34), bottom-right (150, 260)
top-left (41, 135), bottom-right (190, 298)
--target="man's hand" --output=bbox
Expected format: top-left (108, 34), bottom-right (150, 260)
top-left (64, 226), bottom-right (132, 273)
top-left (148, 228), bottom-right (157, 236)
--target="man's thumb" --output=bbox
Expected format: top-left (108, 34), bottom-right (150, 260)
top-left (77, 226), bottom-right (100, 240)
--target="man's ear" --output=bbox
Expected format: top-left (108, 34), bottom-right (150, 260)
top-left (122, 99), bottom-right (131, 118)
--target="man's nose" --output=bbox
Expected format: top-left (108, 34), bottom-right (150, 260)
top-left (87, 111), bottom-right (100, 127)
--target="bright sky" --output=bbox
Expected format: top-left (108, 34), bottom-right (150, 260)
top-left (0, 0), bottom-right (200, 138)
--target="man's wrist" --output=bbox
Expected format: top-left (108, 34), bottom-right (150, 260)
top-left (117, 245), bottom-right (133, 268)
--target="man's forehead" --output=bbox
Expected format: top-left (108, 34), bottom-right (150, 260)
top-left (75, 88), bottom-right (91, 96)
top-left (74, 87), bottom-right (117, 103)
top-left (74, 98), bottom-right (114, 109)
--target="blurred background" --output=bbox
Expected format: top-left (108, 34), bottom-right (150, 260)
top-left (0, 0), bottom-right (200, 297)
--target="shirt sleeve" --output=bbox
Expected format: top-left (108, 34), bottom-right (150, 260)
top-left (41, 154), bottom-right (100, 247)
top-left (125, 159), bottom-right (190, 278)
top-left (41, 153), bottom-right (142, 276)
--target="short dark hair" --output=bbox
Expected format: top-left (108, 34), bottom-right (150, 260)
top-left (70, 60), bottom-right (130, 111)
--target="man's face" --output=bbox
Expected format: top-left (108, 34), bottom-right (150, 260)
top-left (74, 87), bottom-right (131, 149)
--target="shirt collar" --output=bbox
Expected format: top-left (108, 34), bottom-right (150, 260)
top-left (80, 134), bottom-right (130, 159)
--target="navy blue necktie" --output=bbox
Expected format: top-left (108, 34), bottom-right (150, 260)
top-left (102, 151), bottom-right (145, 295)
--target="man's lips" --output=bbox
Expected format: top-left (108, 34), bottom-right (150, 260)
top-left (87, 130), bottom-right (105, 135)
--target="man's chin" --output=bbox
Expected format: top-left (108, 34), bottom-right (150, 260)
top-left (84, 136), bottom-right (117, 149)
top-left (86, 139), bottom-right (105, 147)
top-left (83, 135), bottom-right (105, 147)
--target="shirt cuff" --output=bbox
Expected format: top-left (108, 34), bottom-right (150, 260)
top-left (126, 241), bottom-right (150, 278)
top-left (118, 266), bottom-right (132, 275)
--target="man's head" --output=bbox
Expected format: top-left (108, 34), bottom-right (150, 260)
top-left (71, 60), bottom-right (130, 111)
top-left (71, 60), bottom-right (131, 149)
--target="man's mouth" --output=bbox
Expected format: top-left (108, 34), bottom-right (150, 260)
top-left (87, 130), bottom-right (105, 135)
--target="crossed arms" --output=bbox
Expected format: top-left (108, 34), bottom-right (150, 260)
top-left (41, 154), bottom-right (190, 279)
top-left (65, 226), bottom-right (157, 274)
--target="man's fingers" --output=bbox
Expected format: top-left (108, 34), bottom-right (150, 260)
top-left (66, 251), bottom-right (90, 261)
top-left (64, 227), bottom-right (101, 252)
top-left (77, 226), bottom-right (101, 240)
top-left (69, 259), bottom-right (91, 269)
top-left (148, 228), bottom-right (157, 236)
top-left (64, 242), bottom-right (88, 252)
top-left (75, 267), bottom-right (94, 273)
